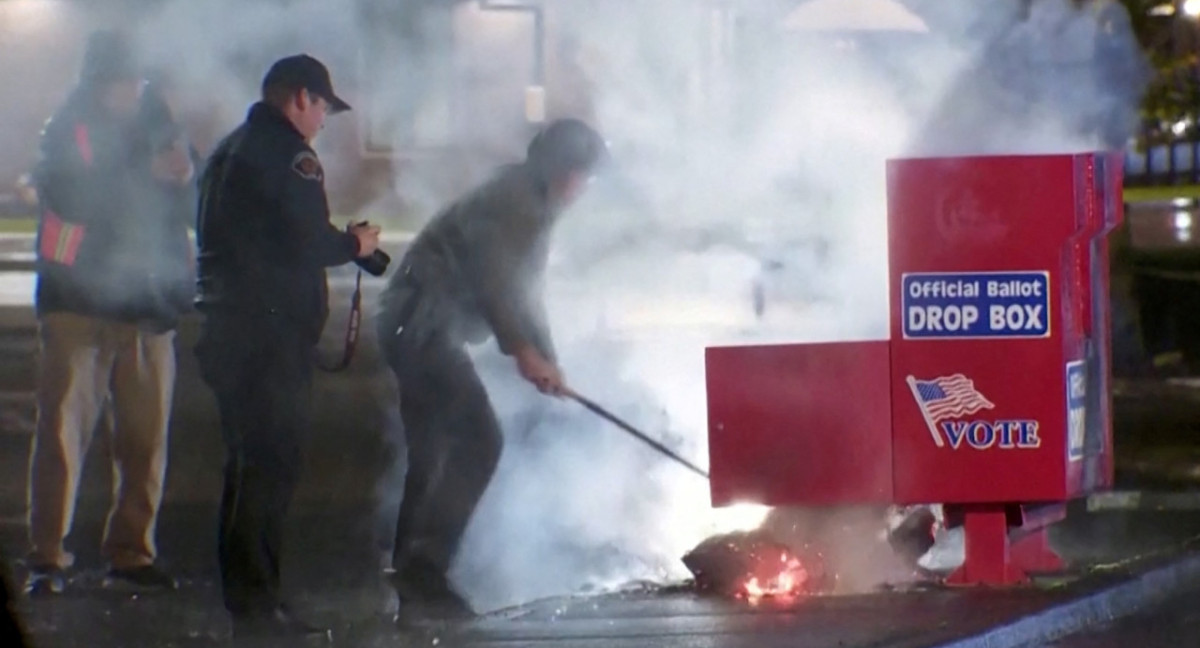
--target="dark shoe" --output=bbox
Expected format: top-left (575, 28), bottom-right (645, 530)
top-left (390, 564), bottom-right (474, 619)
top-left (24, 564), bottom-right (66, 596)
top-left (103, 565), bottom-right (179, 591)
top-left (232, 607), bottom-right (331, 641)
top-left (410, 592), bottom-right (476, 620)
top-left (391, 558), bottom-right (457, 600)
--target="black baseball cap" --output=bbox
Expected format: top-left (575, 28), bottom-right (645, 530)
top-left (261, 54), bottom-right (351, 113)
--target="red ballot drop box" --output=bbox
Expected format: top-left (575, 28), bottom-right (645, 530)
top-left (706, 153), bottom-right (1123, 585)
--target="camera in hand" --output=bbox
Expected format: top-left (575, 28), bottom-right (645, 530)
top-left (357, 249), bottom-right (391, 276)
top-left (349, 221), bottom-right (391, 277)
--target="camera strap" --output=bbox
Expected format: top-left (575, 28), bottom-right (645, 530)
top-left (316, 269), bottom-right (363, 373)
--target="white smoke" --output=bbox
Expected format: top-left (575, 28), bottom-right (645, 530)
top-left (128, 0), bottom-right (513, 218)
top-left (131, 0), bottom-right (358, 137)
top-left (449, 0), bottom-right (1149, 612)
top-left (105, 0), bottom-right (1148, 613)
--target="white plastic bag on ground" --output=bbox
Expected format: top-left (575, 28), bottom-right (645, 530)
top-left (917, 505), bottom-right (965, 573)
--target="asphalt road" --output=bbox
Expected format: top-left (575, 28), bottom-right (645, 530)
top-left (1047, 584), bottom-right (1200, 647)
top-left (2, 221), bottom-right (1200, 647)
top-left (3, 503), bottom-right (1200, 648)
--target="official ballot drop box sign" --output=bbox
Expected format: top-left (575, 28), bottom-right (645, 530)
top-left (889, 153), bottom-right (1118, 504)
top-left (705, 153), bottom-right (1119, 509)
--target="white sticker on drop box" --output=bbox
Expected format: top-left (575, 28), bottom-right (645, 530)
top-left (1066, 360), bottom-right (1086, 461)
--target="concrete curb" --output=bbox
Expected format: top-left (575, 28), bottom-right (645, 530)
top-left (936, 548), bottom-right (1200, 648)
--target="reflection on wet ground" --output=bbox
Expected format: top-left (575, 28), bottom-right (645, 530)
top-left (1127, 199), bottom-right (1200, 252)
top-left (4, 497), bottom-right (1200, 648)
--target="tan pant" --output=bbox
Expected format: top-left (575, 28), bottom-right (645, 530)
top-left (28, 312), bottom-right (175, 570)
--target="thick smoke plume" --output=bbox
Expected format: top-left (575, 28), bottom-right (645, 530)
top-left (453, 0), bottom-right (1149, 612)
top-left (100, 0), bottom-right (1148, 612)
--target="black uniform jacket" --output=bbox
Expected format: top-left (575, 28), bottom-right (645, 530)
top-left (195, 102), bottom-right (360, 344)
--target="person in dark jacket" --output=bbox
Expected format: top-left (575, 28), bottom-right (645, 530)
top-left (193, 53), bottom-right (381, 639)
top-left (26, 29), bottom-right (192, 596)
top-left (377, 118), bottom-right (607, 613)
top-left (135, 71), bottom-right (201, 320)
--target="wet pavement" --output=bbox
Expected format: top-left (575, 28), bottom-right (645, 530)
top-left (2, 491), bottom-right (1200, 647)
top-left (2, 364), bottom-right (1198, 648)
top-left (1047, 583), bottom-right (1200, 647)
top-left (1124, 199), bottom-right (1200, 253)
top-left (2, 227), bottom-right (1200, 646)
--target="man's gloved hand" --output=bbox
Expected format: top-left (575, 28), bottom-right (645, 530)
top-left (515, 344), bottom-right (566, 396)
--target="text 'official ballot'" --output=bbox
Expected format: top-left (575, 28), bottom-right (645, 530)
top-left (902, 271), bottom-right (1051, 339)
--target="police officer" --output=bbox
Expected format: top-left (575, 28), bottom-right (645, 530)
top-left (194, 54), bottom-right (381, 638)
top-left (377, 118), bottom-right (607, 612)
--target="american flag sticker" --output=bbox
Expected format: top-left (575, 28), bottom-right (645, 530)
top-left (906, 374), bottom-right (996, 448)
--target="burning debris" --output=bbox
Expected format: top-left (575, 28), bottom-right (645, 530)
top-left (681, 529), bottom-right (828, 600)
top-left (682, 505), bottom-right (948, 601)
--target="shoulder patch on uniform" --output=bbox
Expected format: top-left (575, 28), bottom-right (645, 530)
top-left (291, 151), bottom-right (323, 182)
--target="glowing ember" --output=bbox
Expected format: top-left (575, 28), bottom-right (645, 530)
top-left (682, 529), bottom-right (827, 600)
top-left (741, 551), bottom-right (810, 599)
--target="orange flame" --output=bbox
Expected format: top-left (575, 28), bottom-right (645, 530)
top-left (741, 551), bottom-right (810, 600)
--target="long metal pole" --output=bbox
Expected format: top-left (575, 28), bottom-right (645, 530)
top-left (565, 390), bottom-right (711, 480)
